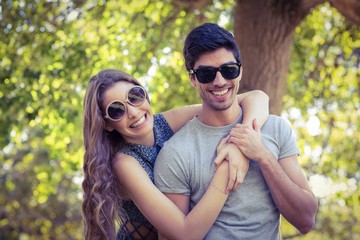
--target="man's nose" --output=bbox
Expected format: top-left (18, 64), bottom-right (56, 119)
top-left (212, 71), bottom-right (227, 86)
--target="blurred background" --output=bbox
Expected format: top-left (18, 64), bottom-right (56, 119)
top-left (0, 0), bottom-right (359, 239)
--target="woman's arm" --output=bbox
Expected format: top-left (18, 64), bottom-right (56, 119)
top-left (237, 90), bottom-right (269, 127)
top-left (113, 147), bottom-right (242, 240)
top-left (162, 90), bottom-right (269, 133)
top-left (162, 104), bottom-right (201, 133)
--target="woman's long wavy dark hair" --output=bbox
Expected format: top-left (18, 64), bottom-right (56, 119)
top-left (82, 69), bottom-right (145, 240)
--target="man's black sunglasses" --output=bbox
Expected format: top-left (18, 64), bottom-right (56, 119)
top-left (189, 62), bottom-right (242, 84)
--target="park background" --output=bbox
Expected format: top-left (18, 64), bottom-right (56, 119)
top-left (0, 0), bottom-right (359, 239)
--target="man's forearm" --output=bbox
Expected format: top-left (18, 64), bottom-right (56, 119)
top-left (258, 152), bottom-right (318, 234)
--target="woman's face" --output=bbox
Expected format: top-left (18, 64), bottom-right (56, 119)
top-left (102, 81), bottom-right (154, 145)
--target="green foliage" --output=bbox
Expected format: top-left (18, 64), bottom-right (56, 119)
top-left (1, 0), bottom-right (85, 238)
top-left (0, 0), bottom-right (359, 239)
top-left (284, 3), bottom-right (360, 238)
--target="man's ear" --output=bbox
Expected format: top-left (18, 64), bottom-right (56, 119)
top-left (239, 66), bottom-right (243, 80)
top-left (189, 74), bottom-right (197, 88)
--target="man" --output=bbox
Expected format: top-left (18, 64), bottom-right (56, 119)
top-left (154, 23), bottom-right (317, 239)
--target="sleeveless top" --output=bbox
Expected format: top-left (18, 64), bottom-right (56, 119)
top-left (117, 114), bottom-right (174, 239)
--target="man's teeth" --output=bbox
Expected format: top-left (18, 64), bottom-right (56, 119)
top-left (212, 89), bottom-right (228, 96)
top-left (131, 116), bottom-right (145, 128)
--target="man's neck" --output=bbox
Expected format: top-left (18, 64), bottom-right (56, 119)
top-left (197, 104), bottom-right (242, 127)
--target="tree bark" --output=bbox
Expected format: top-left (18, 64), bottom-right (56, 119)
top-left (329, 0), bottom-right (360, 25)
top-left (234, 0), bottom-right (309, 114)
top-left (233, 0), bottom-right (360, 114)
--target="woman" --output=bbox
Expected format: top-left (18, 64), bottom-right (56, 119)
top-left (82, 69), bottom-right (269, 239)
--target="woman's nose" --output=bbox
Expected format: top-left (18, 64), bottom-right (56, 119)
top-left (126, 104), bottom-right (140, 118)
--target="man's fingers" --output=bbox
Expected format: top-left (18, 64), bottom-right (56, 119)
top-left (227, 136), bottom-right (241, 147)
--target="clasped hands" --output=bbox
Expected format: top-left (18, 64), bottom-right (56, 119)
top-left (214, 119), bottom-right (265, 193)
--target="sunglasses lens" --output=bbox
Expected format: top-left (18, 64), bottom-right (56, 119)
top-left (196, 68), bottom-right (216, 84)
top-left (107, 101), bottom-right (126, 120)
top-left (194, 63), bottom-right (241, 83)
top-left (105, 86), bottom-right (146, 121)
top-left (221, 64), bottom-right (241, 79)
top-left (128, 86), bottom-right (146, 105)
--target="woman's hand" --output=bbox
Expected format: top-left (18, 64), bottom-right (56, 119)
top-left (214, 142), bottom-right (249, 193)
top-left (216, 136), bottom-right (229, 154)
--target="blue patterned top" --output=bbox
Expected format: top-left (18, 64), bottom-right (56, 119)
top-left (117, 114), bottom-right (174, 239)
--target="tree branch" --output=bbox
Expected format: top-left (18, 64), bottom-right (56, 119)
top-left (329, 0), bottom-right (360, 25)
top-left (301, 0), bottom-right (327, 12)
top-left (172, 0), bottom-right (211, 9)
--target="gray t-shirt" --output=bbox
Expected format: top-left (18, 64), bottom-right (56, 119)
top-left (154, 113), bottom-right (299, 240)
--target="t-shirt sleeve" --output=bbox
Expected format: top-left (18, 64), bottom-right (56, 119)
top-left (154, 143), bottom-right (191, 195)
top-left (278, 118), bottom-right (299, 159)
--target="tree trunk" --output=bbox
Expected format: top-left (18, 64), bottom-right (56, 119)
top-left (233, 0), bottom-right (360, 114)
top-left (234, 0), bottom-right (307, 114)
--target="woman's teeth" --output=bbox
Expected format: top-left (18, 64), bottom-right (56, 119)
top-left (131, 116), bottom-right (145, 128)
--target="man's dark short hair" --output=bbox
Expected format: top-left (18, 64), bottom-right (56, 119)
top-left (183, 23), bottom-right (241, 71)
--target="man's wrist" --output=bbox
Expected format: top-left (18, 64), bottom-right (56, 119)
top-left (257, 149), bottom-right (274, 166)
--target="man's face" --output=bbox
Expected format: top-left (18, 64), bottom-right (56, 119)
top-left (190, 48), bottom-right (242, 112)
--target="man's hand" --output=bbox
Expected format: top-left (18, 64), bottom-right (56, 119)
top-left (228, 119), bottom-right (270, 162)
